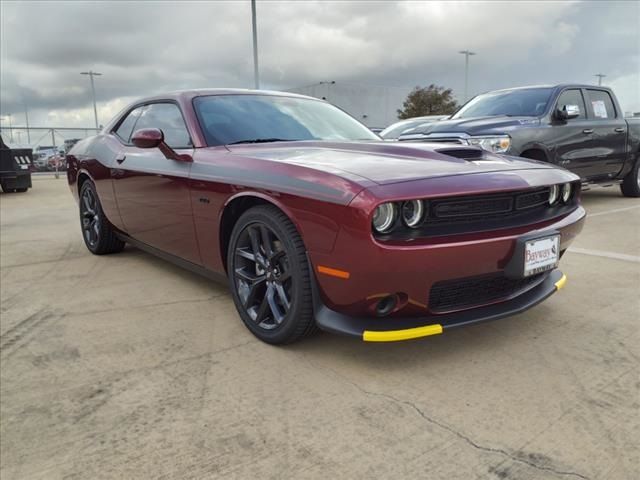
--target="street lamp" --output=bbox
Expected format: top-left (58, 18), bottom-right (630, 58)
top-left (459, 50), bottom-right (476, 102)
top-left (594, 73), bottom-right (606, 86)
top-left (251, 0), bottom-right (260, 89)
top-left (80, 70), bottom-right (102, 129)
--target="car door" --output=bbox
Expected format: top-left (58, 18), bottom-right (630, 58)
top-left (584, 88), bottom-right (627, 179)
top-left (111, 102), bottom-right (201, 264)
top-left (551, 88), bottom-right (595, 177)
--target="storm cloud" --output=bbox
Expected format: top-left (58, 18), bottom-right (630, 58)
top-left (0, 0), bottom-right (638, 128)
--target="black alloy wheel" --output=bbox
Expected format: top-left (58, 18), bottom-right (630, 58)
top-left (81, 184), bottom-right (100, 249)
top-left (79, 181), bottom-right (125, 254)
top-left (228, 205), bottom-right (316, 344)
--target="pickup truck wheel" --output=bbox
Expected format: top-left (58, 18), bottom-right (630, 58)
top-left (79, 181), bottom-right (125, 255)
top-left (620, 159), bottom-right (640, 198)
top-left (227, 205), bottom-right (316, 344)
top-left (0, 181), bottom-right (15, 193)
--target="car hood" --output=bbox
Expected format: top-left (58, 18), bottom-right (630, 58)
top-left (227, 140), bottom-right (552, 186)
top-left (405, 115), bottom-right (540, 136)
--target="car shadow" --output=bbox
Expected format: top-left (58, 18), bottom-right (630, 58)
top-left (117, 243), bottom-right (551, 372)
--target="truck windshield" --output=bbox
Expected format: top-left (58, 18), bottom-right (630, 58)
top-left (194, 94), bottom-right (380, 146)
top-left (452, 88), bottom-right (553, 119)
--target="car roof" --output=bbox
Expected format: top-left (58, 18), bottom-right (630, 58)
top-left (135, 88), bottom-right (318, 104)
top-left (487, 84), bottom-right (608, 94)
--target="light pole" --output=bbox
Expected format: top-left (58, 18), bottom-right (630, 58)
top-left (80, 70), bottom-right (102, 129)
top-left (24, 102), bottom-right (31, 144)
top-left (5, 114), bottom-right (14, 143)
top-left (251, 0), bottom-right (260, 89)
top-left (459, 50), bottom-right (476, 102)
top-left (594, 73), bottom-right (606, 86)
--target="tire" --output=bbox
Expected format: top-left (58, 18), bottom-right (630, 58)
top-left (227, 205), bottom-right (316, 344)
top-left (620, 158), bottom-right (640, 198)
top-left (79, 181), bottom-right (125, 255)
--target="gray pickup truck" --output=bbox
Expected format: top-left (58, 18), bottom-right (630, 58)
top-left (399, 84), bottom-right (640, 197)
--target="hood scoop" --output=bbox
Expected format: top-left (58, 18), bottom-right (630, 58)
top-left (435, 147), bottom-right (485, 160)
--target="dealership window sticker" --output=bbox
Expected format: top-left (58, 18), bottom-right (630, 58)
top-left (592, 100), bottom-right (608, 118)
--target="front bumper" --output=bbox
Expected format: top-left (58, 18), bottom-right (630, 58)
top-left (314, 269), bottom-right (566, 341)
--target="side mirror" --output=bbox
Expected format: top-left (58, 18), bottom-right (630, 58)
top-left (132, 128), bottom-right (163, 149)
top-left (556, 104), bottom-right (580, 121)
top-left (131, 128), bottom-right (192, 162)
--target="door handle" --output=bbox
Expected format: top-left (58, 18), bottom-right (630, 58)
top-left (614, 127), bottom-right (625, 133)
top-left (115, 154), bottom-right (126, 164)
top-left (582, 129), bottom-right (594, 135)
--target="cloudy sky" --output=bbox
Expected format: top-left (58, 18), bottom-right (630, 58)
top-left (0, 0), bottom-right (638, 130)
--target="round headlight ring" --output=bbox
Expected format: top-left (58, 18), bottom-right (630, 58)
top-left (561, 183), bottom-right (572, 203)
top-left (401, 200), bottom-right (425, 228)
top-left (549, 185), bottom-right (559, 205)
top-left (372, 203), bottom-right (397, 233)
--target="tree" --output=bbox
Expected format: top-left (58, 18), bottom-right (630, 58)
top-left (397, 84), bottom-right (458, 119)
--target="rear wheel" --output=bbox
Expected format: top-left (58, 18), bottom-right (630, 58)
top-left (227, 205), bottom-right (316, 344)
top-left (79, 181), bottom-right (125, 254)
top-left (620, 159), bottom-right (640, 197)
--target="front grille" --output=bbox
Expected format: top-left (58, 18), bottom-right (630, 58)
top-left (429, 272), bottom-right (546, 313)
top-left (374, 185), bottom-right (579, 240)
top-left (420, 138), bottom-right (465, 144)
top-left (434, 195), bottom-right (514, 218)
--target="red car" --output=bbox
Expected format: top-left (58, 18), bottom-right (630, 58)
top-left (67, 89), bottom-right (585, 344)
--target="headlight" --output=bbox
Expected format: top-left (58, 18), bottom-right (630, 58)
top-left (549, 185), bottom-right (559, 205)
top-left (372, 203), bottom-right (397, 233)
top-left (401, 200), bottom-right (425, 228)
top-left (561, 183), bottom-right (572, 203)
top-left (467, 135), bottom-right (511, 153)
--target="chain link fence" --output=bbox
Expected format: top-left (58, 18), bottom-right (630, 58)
top-left (0, 126), bottom-right (100, 175)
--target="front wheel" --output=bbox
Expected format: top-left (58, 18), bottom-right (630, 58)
top-left (227, 205), bottom-right (316, 344)
top-left (79, 181), bottom-right (125, 254)
top-left (620, 158), bottom-right (640, 197)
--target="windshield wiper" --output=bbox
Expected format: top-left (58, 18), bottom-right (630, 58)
top-left (227, 138), bottom-right (294, 145)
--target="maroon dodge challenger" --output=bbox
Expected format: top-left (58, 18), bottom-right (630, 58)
top-left (67, 89), bottom-right (585, 344)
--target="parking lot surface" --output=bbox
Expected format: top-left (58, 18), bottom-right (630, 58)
top-left (1, 177), bottom-right (638, 480)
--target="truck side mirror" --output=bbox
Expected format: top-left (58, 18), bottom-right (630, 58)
top-left (556, 104), bottom-right (580, 121)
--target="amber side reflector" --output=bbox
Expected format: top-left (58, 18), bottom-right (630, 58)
top-left (317, 265), bottom-right (350, 279)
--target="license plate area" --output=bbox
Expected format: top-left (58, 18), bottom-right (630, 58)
top-left (524, 235), bottom-right (559, 277)
top-left (504, 232), bottom-right (560, 279)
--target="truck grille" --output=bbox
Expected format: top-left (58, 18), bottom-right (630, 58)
top-left (429, 272), bottom-right (547, 313)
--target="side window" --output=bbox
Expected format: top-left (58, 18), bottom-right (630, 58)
top-left (114, 106), bottom-right (144, 143)
top-left (587, 90), bottom-right (616, 120)
top-left (133, 103), bottom-right (192, 148)
top-left (556, 89), bottom-right (586, 119)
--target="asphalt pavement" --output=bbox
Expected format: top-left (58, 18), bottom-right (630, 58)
top-left (1, 177), bottom-right (638, 479)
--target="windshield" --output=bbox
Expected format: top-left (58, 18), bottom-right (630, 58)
top-left (194, 94), bottom-right (380, 146)
top-left (453, 88), bottom-right (553, 119)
